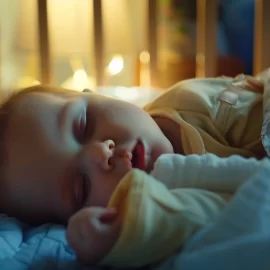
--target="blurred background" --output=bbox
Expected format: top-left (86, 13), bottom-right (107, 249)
top-left (0, 0), bottom-right (264, 104)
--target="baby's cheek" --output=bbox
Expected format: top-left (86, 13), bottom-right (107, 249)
top-left (87, 179), bottom-right (117, 207)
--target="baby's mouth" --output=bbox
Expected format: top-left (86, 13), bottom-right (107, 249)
top-left (131, 140), bottom-right (146, 171)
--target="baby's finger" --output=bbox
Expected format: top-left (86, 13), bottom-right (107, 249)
top-left (99, 208), bottom-right (118, 223)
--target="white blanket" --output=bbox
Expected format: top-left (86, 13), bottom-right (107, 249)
top-left (156, 159), bottom-right (270, 270)
top-left (261, 68), bottom-right (270, 155)
top-left (151, 153), bottom-right (266, 193)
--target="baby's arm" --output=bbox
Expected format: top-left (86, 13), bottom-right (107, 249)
top-left (66, 207), bottom-right (120, 264)
top-left (151, 153), bottom-right (268, 192)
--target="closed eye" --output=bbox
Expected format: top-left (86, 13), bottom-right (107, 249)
top-left (80, 108), bottom-right (88, 143)
top-left (77, 106), bottom-right (95, 144)
top-left (73, 107), bottom-right (87, 143)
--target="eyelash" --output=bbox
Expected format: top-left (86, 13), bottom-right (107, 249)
top-left (81, 107), bottom-right (95, 144)
top-left (82, 109), bottom-right (88, 143)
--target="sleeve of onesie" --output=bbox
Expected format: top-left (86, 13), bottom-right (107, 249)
top-left (151, 153), bottom-right (268, 193)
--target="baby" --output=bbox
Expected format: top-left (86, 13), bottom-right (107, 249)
top-left (66, 153), bottom-right (268, 267)
top-left (0, 70), bottom-right (268, 263)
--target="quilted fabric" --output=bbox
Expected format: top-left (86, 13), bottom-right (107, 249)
top-left (0, 216), bottom-right (90, 270)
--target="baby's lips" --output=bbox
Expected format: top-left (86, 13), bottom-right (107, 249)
top-left (136, 139), bottom-right (146, 171)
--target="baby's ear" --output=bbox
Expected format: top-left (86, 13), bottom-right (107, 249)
top-left (82, 88), bottom-right (93, 93)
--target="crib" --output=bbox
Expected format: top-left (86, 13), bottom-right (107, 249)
top-left (35, 0), bottom-right (270, 88)
top-left (1, 2), bottom-right (270, 269)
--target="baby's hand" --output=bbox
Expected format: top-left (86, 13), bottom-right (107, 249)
top-left (66, 207), bottom-right (120, 264)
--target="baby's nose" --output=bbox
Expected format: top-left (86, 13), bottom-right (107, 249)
top-left (96, 140), bottom-right (115, 170)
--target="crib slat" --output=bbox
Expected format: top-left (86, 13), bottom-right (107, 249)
top-left (253, 0), bottom-right (270, 75)
top-left (196, 0), bottom-right (218, 78)
top-left (93, 0), bottom-right (104, 86)
top-left (37, 0), bottom-right (51, 84)
top-left (0, 29), bottom-right (1, 91)
top-left (147, 0), bottom-right (158, 87)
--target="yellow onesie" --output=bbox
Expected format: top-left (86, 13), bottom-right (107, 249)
top-left (101, 154), bottom-right (266, 268)
top-left (144, 76), bottom-right (265, 158)
top-left (101, 169), bottom-right (228, 268)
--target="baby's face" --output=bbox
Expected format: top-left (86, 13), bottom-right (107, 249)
top-left (1, 88), bottom-right (173, 224)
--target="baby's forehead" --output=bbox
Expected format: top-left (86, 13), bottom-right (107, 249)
top-left (17, 90), bottom-right (81, 109)
top-left (14, 92), bottom-right (61, 113)
top-left (8, 92), bottom-right (75, 128)
top-left (28, 89), bottom-right (81, 100)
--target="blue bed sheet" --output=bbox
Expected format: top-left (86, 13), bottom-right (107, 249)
top-left (0, 216), bottom-right (89, 270)
top-left (1, 163), bottom-right (270, 270)
top-left (2, 146), bottom-right (270, 270)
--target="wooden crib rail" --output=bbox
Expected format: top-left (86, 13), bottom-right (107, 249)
top-left (195, 0), bottom-right (270, 77)
top-left (253, 0), bottom-right (270, 75)
top-left (37, 0), bottom-right (50, 84)
top-left (196, 0), bottom-right (217, 78)
top-left (37, 0), bottom-right (270, 86)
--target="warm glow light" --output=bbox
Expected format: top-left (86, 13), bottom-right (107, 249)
top-left (139, 50), bottom-right (151, 87)
top-left (107, 55), bottom-right (124, 75)
top-left (17, 76), bottom-right (40, 88)
top-left (140, 51), bottom-right (150, 64)
top-left (73, 69), bottom-right (88, 82)
top-left (96, 86), bottom-right (160, 107)
top-left (114, 87), bottom-right (140, 100)
top-left (71, 69), bottom-right (92, 90)
top-left (61, 69), bottom-right (95, 91)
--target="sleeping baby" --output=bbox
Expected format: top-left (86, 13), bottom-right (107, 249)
top-left (66, 153), bottom-right (268, 268)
